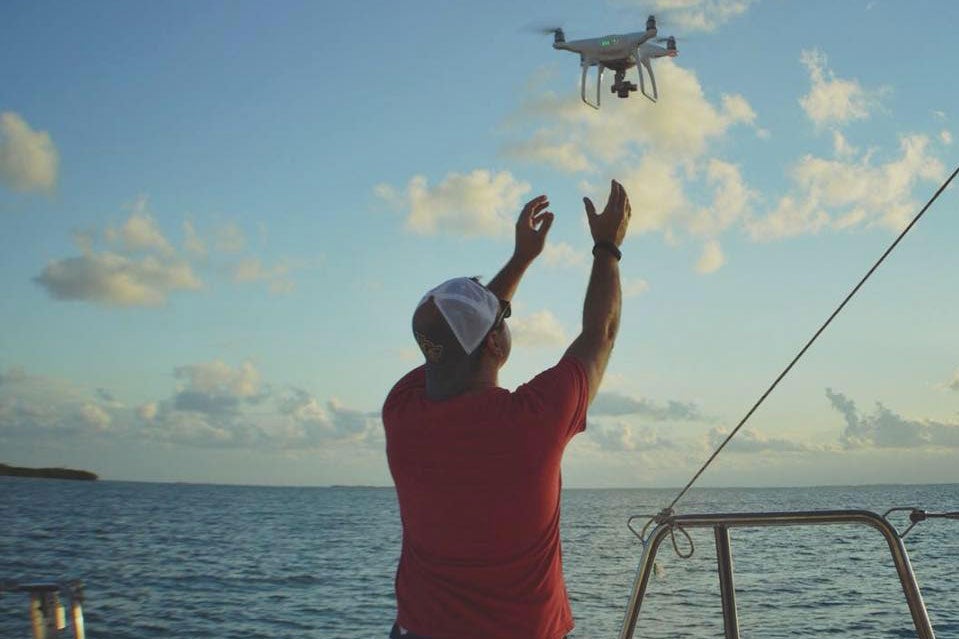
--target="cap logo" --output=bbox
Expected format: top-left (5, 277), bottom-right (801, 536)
top-left (414, 331), bottom-right (444, 364)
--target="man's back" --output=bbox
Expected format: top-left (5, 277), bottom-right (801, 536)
top-left (384, 182), bottom-right (631, 638)
top-left (384, 358), bottom-right (588, 639)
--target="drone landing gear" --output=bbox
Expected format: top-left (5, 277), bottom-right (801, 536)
top-left (611, 70), bottom-right (637, 99)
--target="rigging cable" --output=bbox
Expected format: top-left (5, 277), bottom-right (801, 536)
top-left (661, 164), bottom-right (959, 517)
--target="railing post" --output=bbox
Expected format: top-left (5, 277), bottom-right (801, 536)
top-left (70, 582), bottom-right (86, 639)
top-left (28, 593), bottom-right (47, 639)
top-left (714, 525), bottom-right (740, 639)
top-left (619, 524), bottom-right (672, 639)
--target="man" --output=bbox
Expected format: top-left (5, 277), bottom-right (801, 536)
top-left (383, 180), bottom-right (631, 639)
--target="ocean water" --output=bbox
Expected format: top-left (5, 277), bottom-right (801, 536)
top-left (1, 479), bottom-right (956, 638)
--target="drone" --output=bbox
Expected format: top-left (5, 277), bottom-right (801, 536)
top-left (544, 16), bottom-right (678, 109)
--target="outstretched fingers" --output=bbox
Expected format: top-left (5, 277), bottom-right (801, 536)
top-left (521, 195), bottom-right (549, 222)
top-left (610, 180), bottom-right (626, 212)
top-left (583, 196), bottom-right (597, 222)
top-left (534, 211), bottom-right (555, 234)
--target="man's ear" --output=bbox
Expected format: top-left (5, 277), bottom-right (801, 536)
top-left (484, 328), bottom-right (506, 358)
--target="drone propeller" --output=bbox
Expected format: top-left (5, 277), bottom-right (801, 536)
top-left (522, 21), bottom-right (564, 35)
top-left (523, 21), bottom-right (566, 44)
top-left (654, 35), bottom-right (681, 50)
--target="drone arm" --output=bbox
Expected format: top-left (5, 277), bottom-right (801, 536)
top-left (639, 57), bottom-right (658, 102)
top-left (633, 31), bottom-right (656, 47)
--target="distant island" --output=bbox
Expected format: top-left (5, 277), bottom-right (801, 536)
top-left (0, 463), bottom-right (98, 481)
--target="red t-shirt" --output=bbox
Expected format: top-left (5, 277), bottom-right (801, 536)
top-left (382, 357), bottom-right (589, 639)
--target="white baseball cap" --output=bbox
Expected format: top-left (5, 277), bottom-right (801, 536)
top-left (416, 277), bottom-right (502, 355)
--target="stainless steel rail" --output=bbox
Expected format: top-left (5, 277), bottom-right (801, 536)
top-left (619, 509), bottom-right (935, 639)
top-left (1, 582), bottom-right (86, 639)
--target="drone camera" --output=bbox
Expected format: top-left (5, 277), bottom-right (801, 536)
top-left (611, 69), bottom-right (638, 98)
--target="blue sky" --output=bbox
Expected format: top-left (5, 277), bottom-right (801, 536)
top-left (2, 0), bottom-right (957, 487)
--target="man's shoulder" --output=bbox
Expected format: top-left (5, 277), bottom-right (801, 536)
top-left (509, 357), bottom-right (588, 412)
top-left (508, 357), bottom-right (589, 442)
top-left (383, 366), bottom-right (426, 410)
top-left (516, 357), bottom-right (588, 394)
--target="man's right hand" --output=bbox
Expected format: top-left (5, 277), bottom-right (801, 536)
top-left (565, 179), bottom-right (630, 404)
top-left (584, 179), bottom-right (631, 246)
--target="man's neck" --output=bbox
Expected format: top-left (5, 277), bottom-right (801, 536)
top-left (425, 367), bottom-right (498, 401)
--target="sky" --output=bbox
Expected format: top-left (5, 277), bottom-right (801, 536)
top-left (1, 0), bottom-right (958, 488)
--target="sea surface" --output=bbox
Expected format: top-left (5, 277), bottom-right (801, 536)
top-left (1, 479), bottom-right (956, 638)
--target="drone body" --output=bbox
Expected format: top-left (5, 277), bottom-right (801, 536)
top-left (548, 16), bottom-right (678, 108)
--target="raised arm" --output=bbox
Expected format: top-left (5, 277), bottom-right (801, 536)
top-left (564, 180), bottom-right (631, 403)
top-left (486, 195), bottom-right (554, 301)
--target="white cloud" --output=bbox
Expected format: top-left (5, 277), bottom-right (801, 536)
top-left (941, 130), bottom-right (953, 145)
top-left (509, 310), bottom-right (568, 347)
top-left (34, 200), bottom-right (293, 306)
top-left (71, 229), bottom-right (96, 253)
top-left (275, 390), bottom-right (377, 446)
top-left (695, 239), bottom-right (725, 274)
top-left (799, 49), bottom-right (883, 127)
top-left (277, 387), bottom-right (326, 425)
top-left (592, 391), bottom-right (705, 421)
top-left (375, 170), bottom-right (530, 237)
top-left (0, 363), bottom-right (381, 452)
top-left (95, 388), bottom-right (123, 409)
top-left (617, 154), bottom-right (690, 235)
top-left (630, 0), bottom-right (757, 32)
top-left (174, 360), bottom-right (263, 400)
top-left (34, 252), bottom-right (202, 307)
top-left (232, 258), bottom-right (295, 295)
top-left (506, 64), bottom-right (760, 266)
top-left (183, 221), bottom-right (207, 257)
top-left (827, 388), bottom-right (959, 449)
top-left (141, 361), bottom-right (376, 449)
top-left (0, 368), bottom-right (120, 437)
top-left (516, 62), bottom-right (758, 166)
top-left (215, 223), bottom-right (246, 253)
top-left (233, 259), bottom-right (264, 283)
top-left (688, 159), bottom-right (756, 237)
top-left (105, 197), bottom-right (175, 255)
top-left (707, 426), bottom-right (821, 453)
top-left (0, 112), bottom-right (59, 193)
top-left (748, 135), bottom-right (945, 240)
top-left (721, 94), bottom-right (757, 126)
top-left (746, 193), bottom-right (829, 241)
top-left (138, 402), bottom-right (158, 421)
top-left (623, 277), bottom-right (650, 298)
top-left (503, 130), bottom-right (592, 173)
top-left (79, 403), bottom-right (112, 431)
top-left (943, 370), bottom-right (959, 392)
top-left (0, 367), bottom-right (29, 386)
top-left (589, 421), bottom-right (677, 452)
top-left (832, 130), bottom-right (858, 158)
top-left (542, 241), bottom-right (588, 268)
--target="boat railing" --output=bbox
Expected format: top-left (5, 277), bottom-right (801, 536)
top-left (0, 581), bottom-right (85, 639)
top-left (619, 509), bottom-right (942, 639)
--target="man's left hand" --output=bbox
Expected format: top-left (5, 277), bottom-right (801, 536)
top-left (514, 195), bottom-right (554, 264)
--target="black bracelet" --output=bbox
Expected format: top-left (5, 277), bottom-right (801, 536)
top-left (592, 241), bottom-right (622, 261)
